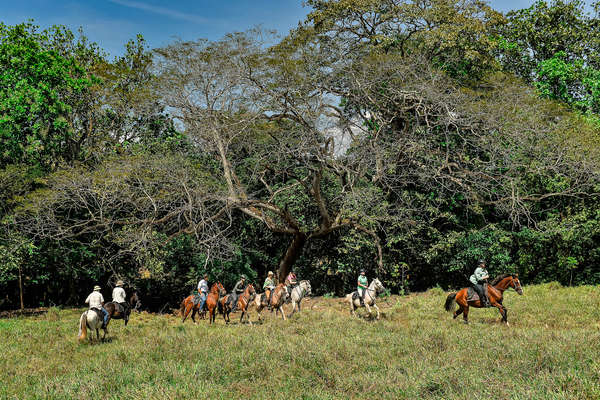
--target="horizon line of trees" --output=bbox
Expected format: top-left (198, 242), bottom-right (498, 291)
top-left (2, 0), bottom-right (600, 311)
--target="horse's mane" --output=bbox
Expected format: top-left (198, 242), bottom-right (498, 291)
top-left (490, 274), bottom-right (515, 286)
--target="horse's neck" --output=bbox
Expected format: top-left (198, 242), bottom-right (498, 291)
top-left (493, 278), bottom-right (512, 292)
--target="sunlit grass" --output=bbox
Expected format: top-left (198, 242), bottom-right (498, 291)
top-left (1, 283), bottom-right (599, 399)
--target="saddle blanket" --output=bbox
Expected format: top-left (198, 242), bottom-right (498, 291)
top-left (467, 287), bottom-right (481, 302)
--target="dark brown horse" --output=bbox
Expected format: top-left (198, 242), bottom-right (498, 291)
top-left (104, 291), bottom-right (141, 328)
top-left (445, 274), bottom-right (523, 325)
top-left (238, 284), bottom-right (256, 324)
top-left (253, 283), bottom-right (289, 321)
top-left (218, 292), bottom-right (234, 324)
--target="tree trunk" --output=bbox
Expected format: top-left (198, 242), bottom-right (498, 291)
top-left (18, 264), bottom-right (24, 310)
top-left (277, 233), bottom-right (307, 282)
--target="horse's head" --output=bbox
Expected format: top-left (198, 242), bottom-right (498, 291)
top-left (371, 278), bottom-right (385, 293)
top-left (246, 284), bottom-right (256, 297)
top-left (130, 292), bottom-right (142, 311)
top-left (300, 280), bottom-right (312, 296)
top-left (511, 274), bottom-right (523, 295)
top-left (217, 282), bottom-right (227, 297)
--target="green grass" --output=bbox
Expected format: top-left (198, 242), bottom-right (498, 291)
top-left (1, 283), bottom-right (600, 399)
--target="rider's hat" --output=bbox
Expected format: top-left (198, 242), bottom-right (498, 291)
top-left (93, 285), bottom-right (101, 291)
top-left (478, 259), bottom-right (486, 265)
top-left (116, 280), bottom-right (124, 287)
top-left (360, 269), bottom-right (366, 274)
top-left (240, 274), bottom-right (246, 279)
top-left (267, 271), bottom-right (274, 276)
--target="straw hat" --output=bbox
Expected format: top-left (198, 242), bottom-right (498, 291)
top-left (93, 285), bottom-right (101, 291)
top-left (116, 280), bottom-right (124, 287)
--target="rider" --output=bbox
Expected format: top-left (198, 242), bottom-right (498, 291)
top-left (357, 269), bottom-right (368, 306)
top-left (230, 275), bottom-right (246, 312)
top-left (263, 271), bottom-right (276, 310)
top-left (285, 269), bottom-right (297, 288)
top-left (86, 285), bottom-right (109, 328)
top-left (470, 259), bottom-right (490, 307)
top-left (196, 274), bottom-right (209, 312)
top-left (112, 280), bottom-right (127, 312)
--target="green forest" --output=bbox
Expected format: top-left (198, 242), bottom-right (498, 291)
top-left (2, 0), bottom-right (600, 311)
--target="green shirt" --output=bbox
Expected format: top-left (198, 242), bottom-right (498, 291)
top-left (357, 275), bottom-right (368, 291)
top-left (263, 277), bottom-right (275, 290)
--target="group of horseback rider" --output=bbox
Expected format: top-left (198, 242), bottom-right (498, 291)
top-left (190, 269), bottom-right (299, 314)
top-left (85, 261), bottom-right (491, 317)
top-left (84, 280), bottom-right (130, 328)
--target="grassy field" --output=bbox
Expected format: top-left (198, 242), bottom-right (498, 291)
top-left (1, 283), bottom-right (600, 399)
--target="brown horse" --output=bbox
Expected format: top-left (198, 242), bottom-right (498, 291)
top-left (238, 284), bottom-right (256, 324)
top-left (218, 292), bottom-right (234, 324)
top-left (206, 282), bottom-right (226, 324)
top-left (445, 274), bottom-right (523, 325)
top-left (253, 283), bottom-right (289, 321)
top-left (104, 291), bottom-right (141, 328)
top-left (180, 282), bottom-right (225, 324)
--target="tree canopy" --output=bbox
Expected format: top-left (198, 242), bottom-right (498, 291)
top-left (2, 1), bottom-right (600, 310)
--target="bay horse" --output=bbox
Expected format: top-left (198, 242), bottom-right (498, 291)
top-left (78, 309), bottom-right (106, 343)
top-left (104, 291), bottom-right (141, 328)
top-left (218, 291), bottom-right (234, 324)
top-left (288, 280), bottom-right (311, 318)
top-left (238, 284), bottom-right (256, 324)
top-left (345, 278), bottom-right (385, 320)
top-left (254, 283), bottom-right (289, 321)
top-left (445, 273), bottom-right (523, 325)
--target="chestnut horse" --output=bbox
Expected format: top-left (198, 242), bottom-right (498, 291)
top-left (254, 283), bottom-right (289, 321)
top-left (180, 282), bottom-right (225, 324)
top-left (206, 282), bottom-right (226, 324)
top-left (238, 284), bottom-right (256, 324)
top-left (445, 274), bottom-right (523, 325)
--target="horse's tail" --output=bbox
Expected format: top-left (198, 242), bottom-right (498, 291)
top-left (78, 312), bottom-right (88, 342)
top-left (444, 293), bottom-right (457, 312)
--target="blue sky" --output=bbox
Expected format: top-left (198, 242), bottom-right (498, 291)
top-left (2, 1), bottom-right (544, 56)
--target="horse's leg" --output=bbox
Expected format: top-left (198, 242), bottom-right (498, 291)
top-left (349, 299), bottom-right (356, 317)
top-left (280, 305), bottom-right (286, 321)
top-left (182, 302), bottom-right (192, 323)
top-left (453, 307), bottom-right (463, 319)
top-left (462, 306), bottom-right (469, 324)
top-left (297, 299), bottom-right (301, 312)
top-left (373, 304), bottom-right (380, 320)
top-left (365, 302), bottom-right (372, 316)
top-left (124, 310), bottom-right (130, 326)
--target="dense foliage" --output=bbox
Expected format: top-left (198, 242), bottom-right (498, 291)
top-left (1, 1), bottom-right (600, 310)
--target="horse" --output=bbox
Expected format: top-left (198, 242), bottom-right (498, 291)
top-left (205, 282), bottom-right (227, 324)
top-left (444, 273), bottom-right (523, 325)
top-left (181, 283), bottom-right (225, 324)
top-left (345, 278), bottom-right (385, 320)
top-left (78, 309), bottom-right (107, 343)
top-left (288, 280), bottom-right (311, 318)
top-left (104, 291), bottom-right (141, 328)
top-left (254, 283), bottom-right (289, 321)
top-left (238, 284), bottom-right (256, 324)
top-left (218, 291), bottom-right (235, 324)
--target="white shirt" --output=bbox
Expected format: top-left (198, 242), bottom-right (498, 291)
top-left (85, 291), bottom-right (104, 309)
top-left (198, 279), bottom-right (209, 293)
top-left (112, 287), bottom-right (126, 303)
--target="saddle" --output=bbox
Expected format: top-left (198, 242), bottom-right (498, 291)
top-left (467, 287), bottom-right (488, 303)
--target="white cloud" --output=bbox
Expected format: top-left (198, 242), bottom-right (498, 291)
top-left (107, 0), bottom-right (211, 24)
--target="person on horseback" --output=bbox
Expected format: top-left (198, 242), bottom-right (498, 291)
top-left (112, 280), bottom-right (128, 312)
top-left (196, 274), bottom-right (209, 312)
top-left (470, 259), bottom-right (490, 307)
top-left (263, 271), bottom-right (276, 311)
top-left (230, 275), bottom-right (246, 312)
top-left (285, 269), bottom-right (297, 288)
top-left (85, 285), bottom-right (109, 329)
top-left (357, 269), bottom-right (368, 306)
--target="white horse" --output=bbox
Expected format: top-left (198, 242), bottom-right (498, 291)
top-left (78, 309), bottom-right (106, 342)
top-left (287, 280), bottom-right (311, 318)
top-left (345, 278), bottom-right (385, 319)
